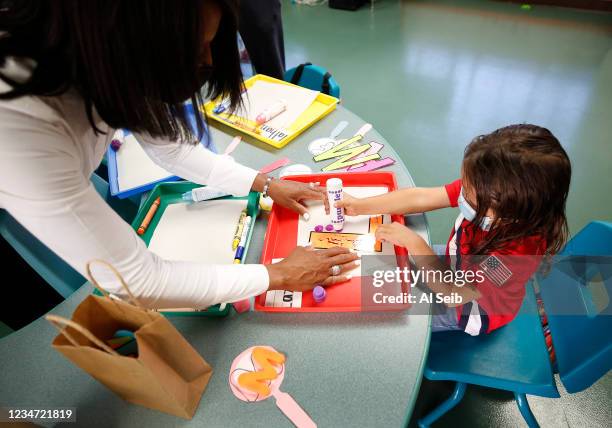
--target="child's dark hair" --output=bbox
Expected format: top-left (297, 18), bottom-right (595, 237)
top-left (462, 124), bottom-right (571, 256)
top-left (0, 0), bottom-right (243, 142)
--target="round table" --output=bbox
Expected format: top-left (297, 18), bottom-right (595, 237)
top-left (0, 106), bottom-right (431, 427)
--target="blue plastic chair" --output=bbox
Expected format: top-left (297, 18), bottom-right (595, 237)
top-left (0, 174), bottom-right (138, 298)
top-left (419, 221), bottom-right (612, 427)
top-left (537, 221), bottom-right (612, 393)
top-left (284, 63), bottom-right (341, 98)
top-left (419, 283), bottom-right (558, 427)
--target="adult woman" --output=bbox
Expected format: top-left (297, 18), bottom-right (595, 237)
top-left (0, 0), bottom-right (358, 308)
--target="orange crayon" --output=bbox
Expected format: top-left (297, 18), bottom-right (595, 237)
top-left (137, 197), bottom-right (161, 235)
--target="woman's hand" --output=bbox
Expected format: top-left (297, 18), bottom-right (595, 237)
top-left (255, 174), bottom-right (329, 217)
top-left (375, 222), bottom-right (422, 248)
top-left (266, 246), bottom-right (360, 291)
top-left (333, 192), bottom-right (364, 216)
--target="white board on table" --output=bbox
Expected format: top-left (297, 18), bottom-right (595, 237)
top-left (147, 199), bottom-right (247, 264)
top-left (115, 133), bottom-right (174, 192)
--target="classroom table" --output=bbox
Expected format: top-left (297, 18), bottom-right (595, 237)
top-left (0, 105), bottom-right (432, 427)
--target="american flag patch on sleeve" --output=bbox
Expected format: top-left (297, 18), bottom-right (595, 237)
top-left (480, 255), bottom-right (512, 287)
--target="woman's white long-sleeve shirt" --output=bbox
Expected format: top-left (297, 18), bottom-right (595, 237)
top-left (0, 85), bottom-right (269, 308)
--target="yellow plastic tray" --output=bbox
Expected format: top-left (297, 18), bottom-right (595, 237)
top-left (203, 74), bottom-right (339, 149)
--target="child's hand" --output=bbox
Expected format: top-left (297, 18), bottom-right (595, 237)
top-left (334, 192), bottom-right (363, 216)
top-left (375, 222), bottom-right (420, 248)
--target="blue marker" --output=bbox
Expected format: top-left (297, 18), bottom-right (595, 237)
top-left (213, 98), bottom-right (231, 114)
top-left (233, 216), bottom-right (252, 264)
top-left (213, 89), bottom-right (246, 114)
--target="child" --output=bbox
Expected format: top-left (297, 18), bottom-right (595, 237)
top-left (337, 124), bottom-right (571, 335)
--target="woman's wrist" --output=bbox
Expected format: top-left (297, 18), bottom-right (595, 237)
top-left (251, 173), bottom-right (269, 193)
top-left (265, 263), bottom-right (287, 291)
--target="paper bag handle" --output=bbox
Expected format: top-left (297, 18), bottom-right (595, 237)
top-left (85, 259), bottom-right (144, 309)
top-left (45, 314), bottom-right (119, 356)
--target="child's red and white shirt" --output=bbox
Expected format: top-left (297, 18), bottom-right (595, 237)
top-left (444, 179), bottom-right (546, 335)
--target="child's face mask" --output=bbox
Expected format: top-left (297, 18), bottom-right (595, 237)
top-left (458, 187), bottom-right (492, 231)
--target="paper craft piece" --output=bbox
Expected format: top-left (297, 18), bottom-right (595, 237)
top-left (229, 346), bottom-right (316, 428)
top-left (313, 135), bottom-right (363, 161)
top-left (148, 199), bottom-right (247, 264)
top-left (369, 215), bottom-right (383, 233)
top-left (260, 157), bottom-right (291, 174)
top-left (115, 132), bottom-right (174, 192)
top-left (312, 135), bottom-right (382, 172)
top-left (347, 142), bottom-right (384, 170)
top-left (235, 81), bottom-right (319, 130)
top-left (346, 157), bottom-right (396, 173)
top-left (224, 136), bottom-right (242, 155)
top-left (307, 121), bottom-right (350, 155)
top-left (322, 148), bottom-right (380, 172)
top-left (237, 347), bottom-right (286, 396)
top-left (264, 259), bottom-right (302, 308)
top-left (310, 231), bottom-right (382, 252)
top-left (308, 137), bottom-right (338, 156)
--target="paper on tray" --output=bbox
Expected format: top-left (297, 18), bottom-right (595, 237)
top-left (148, 199), bottom-right (247, 264)
top-left (235, 81), bottom-right (318, 130)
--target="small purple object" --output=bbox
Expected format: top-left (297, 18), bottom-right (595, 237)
top-left (314, 225), bottom-right (324, 232)
top-left (110, 139), bottom-right (122, 152)
top-left (325, 224), bottom-right (334, 231)
top-left (313, 286), bottom-right (326, 303)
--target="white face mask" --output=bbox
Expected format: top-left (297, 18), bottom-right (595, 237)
top-left (458, 187), bottom-right (492, 231)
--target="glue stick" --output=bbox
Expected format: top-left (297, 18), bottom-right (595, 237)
top-left (255, 99), bottom-right (287, 125)
top-left (326, 178), bottom-right (344, 231)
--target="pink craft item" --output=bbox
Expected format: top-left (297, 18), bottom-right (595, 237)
top-left (229, 346), bottom-right (316, 428)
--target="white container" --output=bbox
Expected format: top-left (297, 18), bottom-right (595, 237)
top-left (326, 178), bottom-right (344, 231)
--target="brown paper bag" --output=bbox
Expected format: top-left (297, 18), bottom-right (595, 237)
top-left (46, 260), bottom-right (212, 419)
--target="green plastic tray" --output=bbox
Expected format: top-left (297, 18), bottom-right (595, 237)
top-left (94, 181), bottom-right (260, 317)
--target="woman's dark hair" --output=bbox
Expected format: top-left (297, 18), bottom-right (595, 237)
top-left (0, 0), bottom-right (243, 141)
top-left (462, 124), bottom-right (571, 256)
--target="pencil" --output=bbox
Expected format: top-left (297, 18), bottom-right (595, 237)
top-left (137, 197), bottom-right (161, 235)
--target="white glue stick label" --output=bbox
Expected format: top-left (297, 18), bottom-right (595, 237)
top-left (326, 178), bottom-right (344, 231)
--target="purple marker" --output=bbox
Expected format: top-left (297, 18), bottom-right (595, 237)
top-left (314, 225), bottom-right (324, 232)
top-left (325, 224), bottom-right (334, 231)
top-left (313, 286), bottom-right (326, 303)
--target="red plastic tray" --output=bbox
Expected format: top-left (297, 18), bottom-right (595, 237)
top-left (255, 171), bottom-right (410, 312)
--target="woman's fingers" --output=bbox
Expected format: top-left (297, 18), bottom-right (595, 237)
top-left (321, 274), bottom-right (352, 286)
top-left (318, 246), bottom-right (352, 258)
top-left (290, 200), bottom-right (309, 216)
top-left (327, 252), bottom-right (360, 267)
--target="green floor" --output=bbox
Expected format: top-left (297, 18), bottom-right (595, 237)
top-left (282, 1), bottom-right (611, 427)
top-left (282, 0), bottom-right (612, 245)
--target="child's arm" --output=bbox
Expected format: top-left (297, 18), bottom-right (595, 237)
top-left (336, 186), bottom-right (451, 216)
top-left (375, 223), bottom-right (481, 307)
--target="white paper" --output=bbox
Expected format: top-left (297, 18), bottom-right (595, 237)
top-left (235, 81), bottom-right (319, 130)
top-left (115, 133), bottom-right (174, 192)
top-left (148, 199), bottom-right (247, 264)
top-left (298, 186), bottom-right (396, 277)
top-left (263, 258), bottom-right (303, 308)
top-left (264, 290), bottom-right (303, 308)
